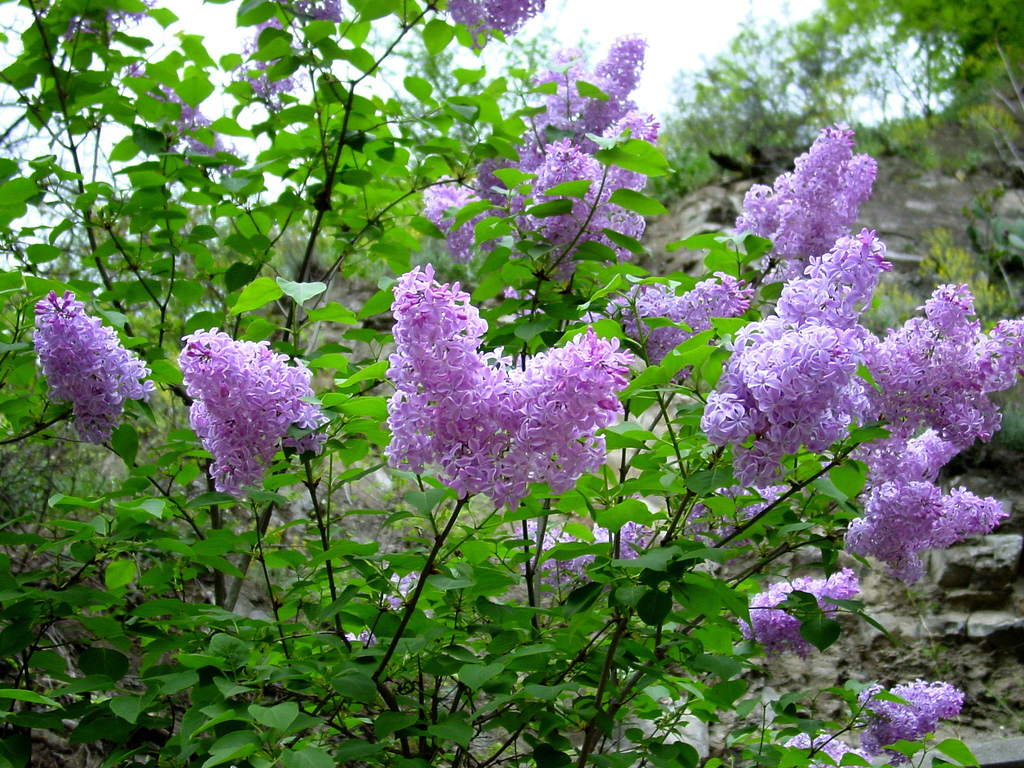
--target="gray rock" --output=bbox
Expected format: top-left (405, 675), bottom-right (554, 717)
top-left (920, 612), bottom-right (968, 638)
top-left (966, 611), bottom-right (1024, 645)
top-left (928, 534), bottom-right (1022, 593)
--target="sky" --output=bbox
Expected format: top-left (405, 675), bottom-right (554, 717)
top-left (158, 0), bottom-right (824, 121)
top-left (526, 0), bottom-right (823, 118)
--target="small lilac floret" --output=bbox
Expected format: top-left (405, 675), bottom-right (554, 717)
top-left (742, 569), bottom-right (859, 657)
top-left (291, 0), bottom-right (343, 21)
top-left (526, 519), bottom-right (648, 586)
top-left (179, 329), bottom-right (327, 497)
top-left (858, 680), bottom-right (964, 762)
top-left (34, 291), bottom-right (154, 444)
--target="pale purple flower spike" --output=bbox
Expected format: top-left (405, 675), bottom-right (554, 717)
top-left (34, 291), bottom-right (154, 444)
top-left (858, 680), bottom-right (964, 762)
top-left (179, 329), bottom-right (327, 497)
top-left (386, 265), bottom-right (632, 508)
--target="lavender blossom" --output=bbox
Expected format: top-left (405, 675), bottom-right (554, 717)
top-left (386, 265), bottom-right (633, 508)
top-left (291, 0), bottom-right (343, 21)
top-left (785, 733), bottom-right (870, 767)
top-left (34, 291), bottom-right (154, 445)
top-left (736, 124), bottom-right (877, 280)
top-left (701, 231), bottom-right (888, 486)
top-left (611, 273), bottom-right (753, 367)
top-left (65, 0), bottom-right (155, 38)
top-left (858, 680), bottom-right (964, 761)
top-left (845, 480), bottom-right (1006, 582)
top-left (867, 284), bottom-right (1012, 448)
top-left (447, 0), bottom-right (545, 42)
top-left (179, 330), bottom-right (327, 497)
top-left (423, 184), bottom-right (488, 263)
top-left (239, 20), bottom-right (300, 107)
top-left (742, 569), bottom-right (859, 657)
top-left (526, 519), bottom-right (648, 586)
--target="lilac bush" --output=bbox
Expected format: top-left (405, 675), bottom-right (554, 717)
top-left (447, 0), bottom-right (545, 42)
top-left (179, 330), bottom-right (326, 496)
top-left (33, 291), bottom-right (154, 444)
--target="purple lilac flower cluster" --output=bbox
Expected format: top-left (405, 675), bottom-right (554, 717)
top-left (742, 569), bottom-right (859, 658)
top-left (785, 734), bottom-right (869, 767)
top-left (841, 285), bottom-right (1024, 580)
top-left (291, 0), bottom-right (343, 22)
top-left (736, 124), bottom-right (877, 281)
top-left (447, 0), bottom-right (544, 42)
top-left (858, 680), bottom-right (964, 762)
top-left (239, 20), bottom-right (300, 107)
top-left (422, 184), bottom-right (487, 264)
top-left (34, 291), bottom-right (154, 445)
top-left (686, 484), bottom-right (787, 544)
top-left (444, 38), bottom-right (657, 271)
top-left (526, 519), bottom-right (647, 586)
top-left (611, 273), bottom-right (753, 367)
top-left (386, 265), bottom-right (633, 508)
top-left (179, 330), bottom-right (327, 497)
top-left (701, 230), bottom-right (888, 486)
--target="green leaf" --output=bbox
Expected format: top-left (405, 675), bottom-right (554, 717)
top-left (0, 689), bottom-right (60, 707)
top-left (829, 462), bottom-right (866, 499)
top-left (249, 701), bottom-right (298, 731)
top-left (636, 587), bottom-right (673, 625)
top-left (799, 617), bottom-right (841, 652)
top-left (607, 188), bottom-right (668, 216)
top-left (423, 19), bottom-right (455, 54)
top-left (526, 199), bottom-right (574, 218)
top-left (594, 139), bottom-right (670, 177)
top-left (594, 499), bottom-right (654, 533)
top-left (276, 277), bottom-right (327, 306)
top-left (934, 739), bottom-right (979, 766)
top-left (281, 747), bottom-right (334, 768)
top-left (104, 559), bottom-right (136, 590)
top-left (374, 711), bottom-right (418, 739)
top-left (231, 276), bottom-right (282, 315)
top-left (458, 662), bottom-right (503, 690)
top-left (564, 581), bottom-right (602, 617)
top-left (111, 424), bottom-right (138, 466)
top-left (78, 648), bottom-right (130, 682)
top-left (544, 180), bottom-right (593, 198)
top-left (131, 125), bottom-right (166, 155)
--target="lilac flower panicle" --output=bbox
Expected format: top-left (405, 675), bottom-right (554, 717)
top-left (785, 733), bottom-right (869, 767)
top-left (612, 273), bottom-right (752, 367)
top-left (34, 291), bottom-right (154, 444)
top-left (742, 569), bottom-right (859, 657)
top-left (179, 330), bottom-right (327, 497)
top-left (859, 680), bottom-right (964, 762)
top-left (701, 230), bottom-right (889, 486)
top-left (845, 480), bottom-right (1007, 581)
top-left (291, 0), bottom-right (343, 21)
top-left (736, 124), bottom-right (877, 280)
top-left (423, 184), bottom-right (488, 263)
top-left (447, 0), bottom-right (545, 41)
top-left (386, 265), bottom-right (633, 508)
